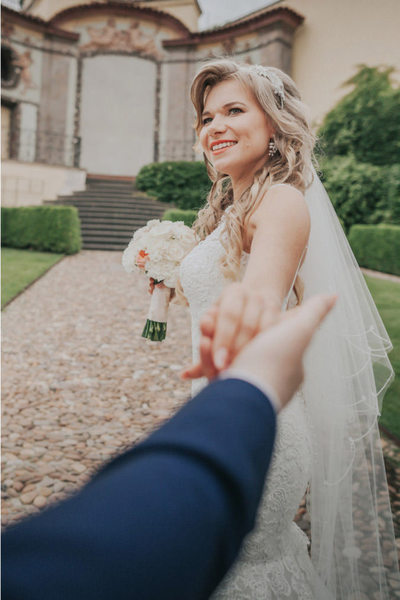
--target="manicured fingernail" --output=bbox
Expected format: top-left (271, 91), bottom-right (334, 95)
top-left (214, 348), bottom-right (228, 370)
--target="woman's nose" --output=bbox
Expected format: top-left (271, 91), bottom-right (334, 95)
top-left (209, 114), bottom-right (227, 134)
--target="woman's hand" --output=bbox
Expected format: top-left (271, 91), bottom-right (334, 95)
top-left (148, 278), bottom-right (175, 300)
top-left (181, 282), bottom-right (281, 380)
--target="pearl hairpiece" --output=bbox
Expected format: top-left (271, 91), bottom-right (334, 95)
top-left (251, 65), bottom-right (285, 108)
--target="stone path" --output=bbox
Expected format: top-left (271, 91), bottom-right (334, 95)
top-left (2, 251), bottom-right (192, 524)
top-left (362, 267), bottom-right (400, 284)
top-left (2, 251), bottom-right (399, 565)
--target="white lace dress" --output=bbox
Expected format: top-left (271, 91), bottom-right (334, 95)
top-left (180, 216), bottom-right (327, 599)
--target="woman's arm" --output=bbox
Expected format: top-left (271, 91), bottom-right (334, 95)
top-left (182, 185), bottom-right (310, 379)
top-left (243, 185), bottom-right (310, 303)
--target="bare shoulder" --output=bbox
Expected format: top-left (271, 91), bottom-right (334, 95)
top-left (244, 183), bottom-right (310, 252)
top-left (250, 183), bottom-right (310, 232)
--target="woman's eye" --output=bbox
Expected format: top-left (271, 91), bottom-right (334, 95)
top-left (202, 117), bottom-right (212, 125)
top-left (229, 107), bottom-right (243, 115)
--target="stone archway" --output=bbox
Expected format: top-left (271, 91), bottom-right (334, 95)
top-left (79, 53), bottom-right (157, 176)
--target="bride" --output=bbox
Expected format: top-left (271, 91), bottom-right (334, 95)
top-left (155, 59), bottom-right (398, 598)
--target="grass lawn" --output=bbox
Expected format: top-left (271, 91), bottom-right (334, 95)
top-left (364, 275), bottom-right (400, 440)
top-left (2, 248), bottom-right (63, 308)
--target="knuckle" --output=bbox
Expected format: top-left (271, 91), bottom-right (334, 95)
top-left (241, 322), bottom-right (256, 338)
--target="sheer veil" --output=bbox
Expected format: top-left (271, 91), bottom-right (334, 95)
top-left (300, 167), bottom-right (398, 597)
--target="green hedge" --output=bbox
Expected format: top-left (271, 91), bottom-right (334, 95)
top-left (348, 224), bottom-right (400, 275)
top-left (136, 161), bottom-right (210, 210)
top-left (1, 206), bottom-right (82, 255)
top-left (162, 208), bottom-right (198, 228)
top-left (320, 155), bottom-right (400, 232)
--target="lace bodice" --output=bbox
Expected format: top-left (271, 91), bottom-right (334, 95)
top-left (180, 213), bottom-right (326, 598)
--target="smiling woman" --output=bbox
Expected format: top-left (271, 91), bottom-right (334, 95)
top-left (176, 58), bottom-right (398, 599)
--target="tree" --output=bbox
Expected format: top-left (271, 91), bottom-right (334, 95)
top-left (318, 65), bottom-right (400, 166)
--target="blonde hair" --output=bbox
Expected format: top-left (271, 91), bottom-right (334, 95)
top-left (190, 58), bottom-right (315, 299)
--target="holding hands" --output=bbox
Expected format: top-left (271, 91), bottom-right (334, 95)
top-left (181, 282), bottom-right (282, 380)
top-left (181, 281), bottom-right (337, 408)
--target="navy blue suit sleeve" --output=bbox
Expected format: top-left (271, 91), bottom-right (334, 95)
top-left (3, 378), bottom-right (276, 600)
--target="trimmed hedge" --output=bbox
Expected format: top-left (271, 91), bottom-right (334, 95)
top-left (1, 206), bottom-right (82, 255)
top-left (320, 155), bottom-right (400, 232)
top-left (348, 224), bottom-right (400, 276)
top-left (136, 161), bottom-right (210, 210)
top-left (162, 208), bottom-right (198, 228)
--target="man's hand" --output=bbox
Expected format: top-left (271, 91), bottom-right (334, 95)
top-left (227, 294), bottom-right (337, 409)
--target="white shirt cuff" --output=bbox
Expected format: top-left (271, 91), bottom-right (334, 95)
top-left (218, 369), bottom-right (282, 413)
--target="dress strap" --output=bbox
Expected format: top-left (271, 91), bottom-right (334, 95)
top-left (282, 243), bottom-right (308, 311)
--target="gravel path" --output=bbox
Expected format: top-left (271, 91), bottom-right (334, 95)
top-left (2, 251), bottom-right (399, 561)
top-left (2, 251), bottom-right (192, 525)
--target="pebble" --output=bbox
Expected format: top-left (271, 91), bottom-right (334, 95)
top-left (33, 495), bottom-right (47, 509)
top-left (20, 491), bottom-right (36, 505)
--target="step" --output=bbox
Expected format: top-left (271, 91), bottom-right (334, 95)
top-left (56, 199), bottom-right (164, 209)
top-left (82, 243), bottom-right (126, 251)
top-left (80, 225), bottom-right (139, 234)
top-left (81, 234), bottom-right (135, 244)
top-left (77, 211), bottom-right (163, 220)
top-left (56, 197), bottom-right (163, 207)
top-left (71, 203), bottom-right (164, 211)
top-left (60, 199), bottom-right (159, 206)
top-left (79, 216), bottom-right (159, 224)
top-left (72, 189), bottom-right (147, 196)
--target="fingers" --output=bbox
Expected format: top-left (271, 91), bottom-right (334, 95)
top-left (199, 305), bottom-right (218, 338)
top-left (181, 336), bottom-right (218, 381)
top-left (232, 294), bottom-right (264, 356)
top-left (212, 284), bottom-right (245, 369)
top-left (297, 293), bottom-right (337, 339)
top-left (181, 362), bottom-right (204, 380)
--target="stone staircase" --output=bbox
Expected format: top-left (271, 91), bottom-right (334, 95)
top-left (47, 177), bottom-right (168, 250)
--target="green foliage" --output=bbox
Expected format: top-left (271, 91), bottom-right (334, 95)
top-left (136, 161), bottom-right (210, 210)
top-left (364, 275), bottom-right (400, 439)
top-left (2, 206), bottom-right (82, 255)
top-left (318, 65), bottom-right (400, 166)
top-left (348, 224), bottom-right (400, 275)
top-left (1, 248), bottom-right (63, 307)
top-left (162, 208), bottom-right (198, 228)
top-left (320, 155), bottom-right (400, 231)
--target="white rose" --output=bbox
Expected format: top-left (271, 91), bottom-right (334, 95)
top-left (165, 241), bottom-right (187, 262)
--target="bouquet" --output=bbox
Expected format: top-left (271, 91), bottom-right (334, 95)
top-left (122, 219), bottom-right (197, 341)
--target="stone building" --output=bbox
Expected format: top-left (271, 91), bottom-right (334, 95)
top-left (2, 0), bottom-right (399, 205)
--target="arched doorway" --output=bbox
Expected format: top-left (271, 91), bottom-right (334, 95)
top-left (79, 54), bottom-right (157, 176)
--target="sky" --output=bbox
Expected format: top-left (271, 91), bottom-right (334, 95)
top-left (198, 0), bottom-right (277, 30)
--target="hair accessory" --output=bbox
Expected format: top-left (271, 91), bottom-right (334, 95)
top-left (252, 65), bottom-right (285, 108)
top-left (268, 139), bottom-right (278, 157)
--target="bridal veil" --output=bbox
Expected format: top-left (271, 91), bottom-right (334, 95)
top-left (300, 167), bottom-right (398, 597)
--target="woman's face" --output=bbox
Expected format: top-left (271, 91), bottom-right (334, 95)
top-left (199, 78), bottom-right (274, 185)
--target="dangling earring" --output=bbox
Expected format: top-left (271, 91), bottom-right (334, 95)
top-left (268, 139), bottom-right (277, 157)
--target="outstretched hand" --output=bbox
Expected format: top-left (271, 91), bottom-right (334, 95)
top-left (181, 293), bottom-right (337, 409)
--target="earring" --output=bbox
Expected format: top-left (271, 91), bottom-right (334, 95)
top-left (268, 139), bottom-right (277, 157)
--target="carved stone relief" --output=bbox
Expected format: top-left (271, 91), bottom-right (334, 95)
top-left (79, 19), bottom-right (164, 60)
top-left (12, 48), bottom-right (36, 94)
top-left (1, 42), bottom-right (36, 94)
